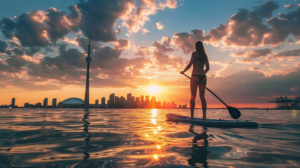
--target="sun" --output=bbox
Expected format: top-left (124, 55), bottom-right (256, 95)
top-left (147, 85), bottom-right (160, 95)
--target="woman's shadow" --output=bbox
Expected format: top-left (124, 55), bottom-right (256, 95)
top-left (188, 124), bottom-right (209, 168)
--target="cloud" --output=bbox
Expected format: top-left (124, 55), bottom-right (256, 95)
top-left (156, 22), bottom-right (164, 30)
top-left (45, 7), bottom-right (80, 43)
top-left (15, 11), bottom-right (50, 47)
top-left (172, 29), bottom-right (205, 54)
top-left (274, 48), bottom-right (300, 57)
top-left (135, 46), bottom-right (152, 56)
top-left (152, 36), bottom-right (174, 52)
top-left (12, 47), bottom-right (24, 55)
top-left (284, 3), bottom-right (295, 9)
top-left (77, 0), bottom-right (134, 42)
top-left (0, 17), bottom-right (16, 38)
top-left (0, 40), bottom-right (8, 53)
top-left (250, 67), bottom-right (260, 71)
top-left (231, 48), bottom-right (273, 58)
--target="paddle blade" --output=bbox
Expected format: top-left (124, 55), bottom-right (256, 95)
top-left (227, 106), bottom-right (241, 119)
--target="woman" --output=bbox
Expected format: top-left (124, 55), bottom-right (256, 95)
top-left (180, 41), bottom-right (209, 120)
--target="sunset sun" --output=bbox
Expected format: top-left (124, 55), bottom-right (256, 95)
top-left (147, 85), bottom-right (162, 95)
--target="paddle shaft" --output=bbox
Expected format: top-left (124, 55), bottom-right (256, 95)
top-left (182, 73), bottom-right (228, 107)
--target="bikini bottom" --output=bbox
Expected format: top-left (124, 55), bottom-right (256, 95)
top-left (192, 74), bottom-right (206, 82)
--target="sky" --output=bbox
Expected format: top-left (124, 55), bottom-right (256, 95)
top-left (0, 0), bottom-right (299, 108)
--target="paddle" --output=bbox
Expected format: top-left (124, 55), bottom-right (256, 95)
top-left (182, 73), bottom-right (241, 119)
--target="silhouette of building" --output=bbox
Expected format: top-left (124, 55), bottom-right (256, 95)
top-left (109, 93), bottom-right (115, 108)
top-left (52, 98), bottom-right (57, 108)
top-left (11, 98), bottom-right (15, 108)
top-left (35, 102), bottom-right (42, 108)
top-left (115, 96), bottom-right (119, 108)
top-left (95, 99), bottom-right (99, 109)
top-left (84, 36), bottom-right (92, 111)
top-left (101, 97), bottom-right (105, 108)
top-left (120, 96), bottom-right (125, 108)
top-left (145, 95), bottom-right (149, 108)
top-left (43, 98), bottom-right (48, 108)
top-left (127, 93), bottom-right (131, 101)
top-left (60, 97), bottom-right (84, 108)
top-left (269, 96), bottom-right (300, 109)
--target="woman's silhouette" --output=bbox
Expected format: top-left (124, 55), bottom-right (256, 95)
top-left (180, 41), bottom-right (210, 120)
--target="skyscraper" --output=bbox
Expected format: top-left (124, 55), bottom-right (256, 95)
top-left (146, 95), bottom-right (149, 108)
top-left (127, 93), bottom-right (132, 101)
top-left (109, 93), bottom-right (115, 108)
top-left (136, 97), bottom-right (140, 108)
top-left (95, 99), bottom-right (99, 109)
top-left (84, 35), bottom-right (92, 111)
top-left (43, 98), bottom-right (48, 108)
top-left (11, 98), bottom-right (15, 108)
top-left (101, 97), bottom-right (105, 108)
top-left (120, 96), bottom-right (125, 108)
top-left (52, 98), bottom-right (57, 108)
top-left (115, 96), bottom-right (119, 108)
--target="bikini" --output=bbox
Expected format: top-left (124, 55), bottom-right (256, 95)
top-left (192, 55), bottom-right (206, 82)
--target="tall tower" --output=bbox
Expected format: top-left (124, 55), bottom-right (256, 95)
top-left (11, 98), bottom-right (15, 108)
top-left (43, 98), bottom-right (48, 108)
top-left (52, 98), bottom-right (57, 108)
top-left (84, 36), bottom-right (92, 111)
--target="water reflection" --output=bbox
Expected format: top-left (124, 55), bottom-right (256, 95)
top-left (82, 111), bottom-right (90, 162)
top-left (188, 125), bottom-right (209, 168)
top-left (0, 109), bottom-right (299, 167)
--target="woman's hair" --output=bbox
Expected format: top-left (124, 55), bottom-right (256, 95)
top-left (195, 41), bottom-right (207, 62)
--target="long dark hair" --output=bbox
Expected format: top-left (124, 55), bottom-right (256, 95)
top-left (195, 41), bottom-right (207, 62)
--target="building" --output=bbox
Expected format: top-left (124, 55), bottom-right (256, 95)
top-left (52, 98), bottom-right (57, 108)
top-left (115, 96), bottom-right (119, 108)
top-left (145, 95), bottom-right (149, 108)
top-left (109, 93), bottom-right (115, 108)
top-left (127, 93), bottom-right (132, 101)
top-left (120, 96), bottom-right (125, 108)
top-left (59, 97), bottom-right (85, 108)
top-left (35, 102), bottom-right (42, 108)
top-left (269, 96), bottom-right (300, 109)
top-left (101, 97), bottom-right (105, 108)
top-left (11, 98), bottom-right (15, 108)
top-left (43, 98), bottom-right (48, 108)
top-left (95, 99), bottom-right (99, 109)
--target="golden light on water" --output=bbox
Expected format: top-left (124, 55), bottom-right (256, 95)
top-left (157, 126), bottom-right (161, 130)
top-left (291, 110), bottom-right (297, 118)
top-left (151, 118), bottom-right (156, 125)
top-left (157, 145), bottom-right (161, 149)
top-left (154, 155), bottom-right (158, 159)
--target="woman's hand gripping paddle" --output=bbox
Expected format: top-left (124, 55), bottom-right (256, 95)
top-left (182, 73), bottom-right (241, 119)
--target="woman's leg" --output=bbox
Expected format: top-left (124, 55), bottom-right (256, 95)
top-left (199, 78), bottom-right (207, 120)
top-left (190, 76), bottom-right (199, 119)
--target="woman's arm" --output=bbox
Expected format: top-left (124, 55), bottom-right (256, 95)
top-left (180, 53), bottom-right (194, 74)
top-left (204, 56), bottom-right (209, 73)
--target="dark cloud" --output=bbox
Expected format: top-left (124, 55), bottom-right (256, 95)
top-left (24, 47), bottom-right (40, 56)
top-left (0, 55), bottom-right (27, 73)
top-left (8, 40), bottom-right (22, 48)
top-left (172, 29), bottom-right (205, 54)
top-left (15, 12), bottom-right (49, 47)
top-left (0, 17), bottom-right (16, 38)
top-left (250, 67), bottom-right (260, 71)
top-left (232, 48), bottom-right (273, 58)
top-left (12, 47), bottom-right (24, 55)
top-left (77, 0), bottom-right (133, 42)
top-left (45, 7), bottom-right (80, 43)
top-left (152, 37), bottom-right (174, 52)
top-left (153, 51), bottom-right (185, 70)
top-left (76, 37), bottom-right (101, 53)
top-left (114, 38), bottom-right (129, 50)
top-left (0, 40), bottom-right (7, 53)
top-left (275, 48), bottom-right (300, 57)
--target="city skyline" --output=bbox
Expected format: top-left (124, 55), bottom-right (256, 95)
top-left (0, 0), bottom-right (299, 108)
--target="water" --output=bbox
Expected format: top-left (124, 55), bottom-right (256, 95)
top-left (0, 108), bottom-right (299, 168)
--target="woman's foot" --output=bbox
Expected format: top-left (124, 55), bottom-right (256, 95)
top-left (201, 117), bottom-right (207, 120)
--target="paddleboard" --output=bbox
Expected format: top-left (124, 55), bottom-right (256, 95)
top-left (166, 113), bottom-right (258, 128)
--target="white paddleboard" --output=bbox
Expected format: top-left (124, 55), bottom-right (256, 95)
top-left (166, 113), bottom-right (258, 128)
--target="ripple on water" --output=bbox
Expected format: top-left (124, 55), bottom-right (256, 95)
top-left (0, 108), bottom-right (299, 168)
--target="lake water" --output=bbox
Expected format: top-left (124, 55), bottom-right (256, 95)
top-left (0, 108), bottom-right (299, 168)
